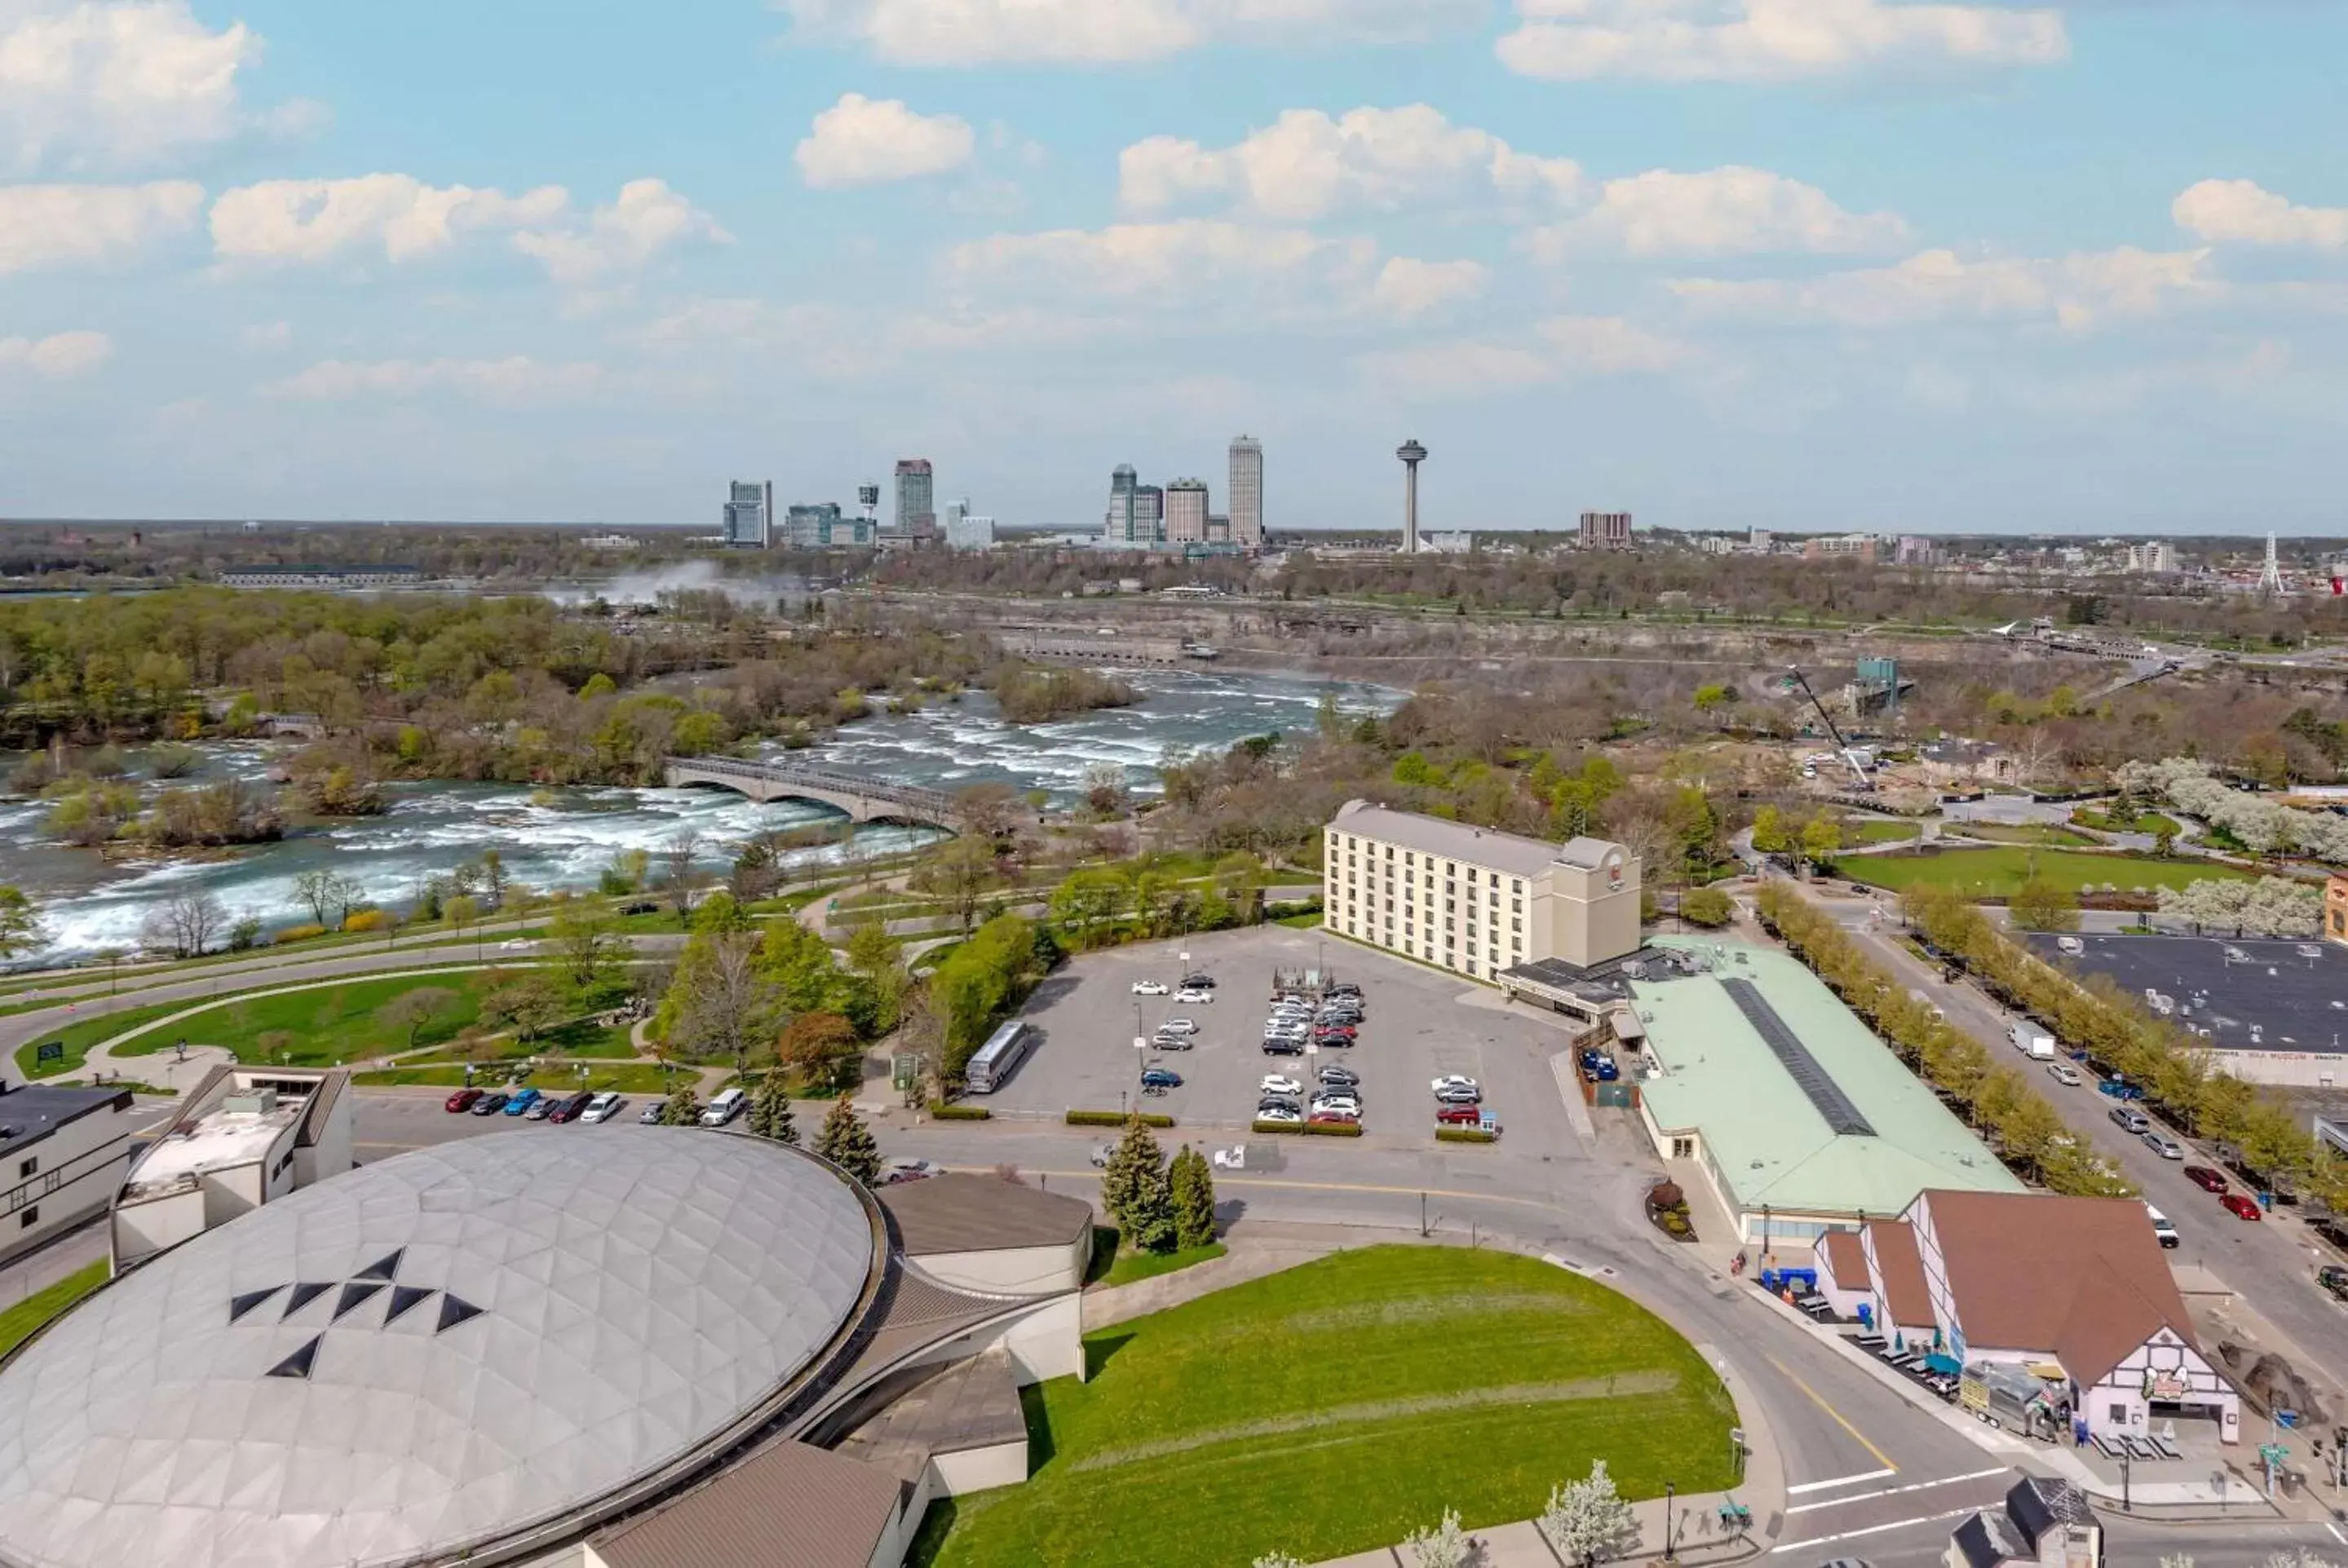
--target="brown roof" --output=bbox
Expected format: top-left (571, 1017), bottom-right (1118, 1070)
top-left (878, 1173), bottom-right (1090, 1256)
top-left (590, 1439), bottom-right (902, 1568)
top-left (1918, 1189), bottom-right (2196, 1385)
top-left (835, 1350), bottom-right (1028, 1485)
top-left (295, 1068), bottom-right (347, 1148)
top-left (1865, 1220), bottom-right (1935, 1327)
top-left (1819, 1229), bottom-right (1868, 1288)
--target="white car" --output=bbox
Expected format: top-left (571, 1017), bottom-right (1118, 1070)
top-left (1311, 1094), bottom-right (1363, 1116)
top-left (1158, 1017), bottom-right (1200, 1036)
top-left (2046, 1062), bottom-right (2082, 1087)
top-left (1263, 1025), bottom-right (1308, 1043)
top-left (1174, 987), bottom-right (1213, 1005)
top-left (1255, 1105), bottom-right (1303, 1124)
top-left (1089, 1142), bottom-right (1117, 1168)
top-left (1431, 1075), bottom-right (1481, 1097)
top-left (580, 1091), bottom-right (625, 1124)
top-left (1131, 979), bottom-right (1169, 996)
top-left (1261, 1074), bottom-right (1304, 1096)
top-left (500, 938), bottom-right (533, 951)
top-left (880, 1156), bottom-right (943, 1185)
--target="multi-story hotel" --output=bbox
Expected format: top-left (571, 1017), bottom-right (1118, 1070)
top-left (1320, 802), bottom-right (1642, 983)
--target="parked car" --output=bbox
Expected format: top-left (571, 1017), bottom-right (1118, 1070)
top-left (1313, 1022), bottom-right (1357, 1040)
top-left (638, 1101), bottom-right (665, 1124)
top-left (1158, 1018), bottom-right (1200, 1036)
top-left (1316, 1064), bottom-right (1361, 1089)
top-left (1262, 1074), bottom-right (1305, 1095)
top-left (1257, 1105), bottom-right (1303, 1124)
top-left (1257, 1094), bottom-right (1302, 1115)
top-left (2108, 1106), bottom-right (2151, 1134)
top-left (1132, 979), bottom-right (1169, 996)
top-left (2317, 1264), bottom-right (2348, 1303)
top-left (2183, 1164), bottom-right (2228, 1193)
top-left (580, 1091), bottom-right (626, 1124)
top-left (546, 1090), bottom-right (595, 1124)
top-left (2046, 1062), bottom-right (2083, 1087)
top-left (2097, 1077), bottom-right (2145, 1101)
top-left (1262, 1039), bottom-right (1304, 1057)
top-left (1311, 1096), bottom-right (1362, 1118)
top-left (1312, 1029), bottom-right (1356, 1049)
top-left (524, 1093), bottom-right (558, 1120)
top-left (1152, 1031), bottom-right (1196, 1051)
top-left (1140, 1067), bottom-right (1183, 1089)
top-left (444, 1089), bottom-right (484, 1113)
top-left (503, 1087), bottom-right (542, 1116)
top-left (701, 1086), bottom-right (747, 1126)
top-left (1182, 973), bottom-right (1216, 990)
top-left (1089, 1142), bottom-right (1117, 1168)
top-left (1263, 1023), bottom-right (1309, 1042)
top-left (1174, 987), bottom-right (1213, 1005)
top-left (1434, 1084), bottom-right (1483, 1106)
top-left (880, 1157), bottom-right (942, 1186)
top-left (1430, 1075), bottom-right (1481, 1097)
top-left (1435, 1104), bottom-right (1484, 1126)
top-left (1326, 983), bottom-right (1361, 999)
top-left (471, 1091), bottom-right (511, 1115)
top-left (2220, 1193), bottom-right (2263, 1221)
top-left (1307, 1110), bottom-right (1359, 1126)
top-left (2142, 1129), bottom-right (2186, 1160)
top-left (2145, 1204), bottom-right (2180, 1250)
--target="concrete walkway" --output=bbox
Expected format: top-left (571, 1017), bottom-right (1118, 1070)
top-left (1311, 1488), bottom-right (1762, 1566)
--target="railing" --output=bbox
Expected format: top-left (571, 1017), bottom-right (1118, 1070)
top-left (663, 756), bottom-right (956, 817)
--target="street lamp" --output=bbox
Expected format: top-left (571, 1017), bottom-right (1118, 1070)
top-left (1662, 1481), bottom-right (1676, 1561)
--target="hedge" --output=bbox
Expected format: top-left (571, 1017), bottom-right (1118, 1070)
top-left (1435, 1126), bottom-right (1497, 1144)
top-left (928, 1102), bottom-right (991, 1120)
top-left (274, 923), bottom-right (327, 944)
top-left (1252, 1119), bottom-right (1362, 1137)
top-left (1067, 1109), bottom-right (1176, 1128)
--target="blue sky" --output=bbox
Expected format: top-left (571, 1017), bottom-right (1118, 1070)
top-left (2, 0), bottom-right (2344, 534)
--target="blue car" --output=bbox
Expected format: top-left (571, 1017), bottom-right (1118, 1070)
top-left (1139, 1067), bottom-right (1183, 1089)
top-left (502, 1086), bottom-right (542, 1115)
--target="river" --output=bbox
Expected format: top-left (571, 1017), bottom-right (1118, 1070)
top-left (0, 668), bottom-right (1399, 965)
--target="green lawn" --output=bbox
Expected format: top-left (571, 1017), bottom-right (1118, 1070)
top-left (13, 996), bottom-right (200, 1080)
top-left (104, 971), bottom-right (630, 1067)
top-left (352, 1062), bottom-right (675, 1093)
top-left (1845, 819), bottom-right (1921, 845)
top-left (1944, 822), bottom-right (2095, 848)
top-left (1084, 1228), bottom-right (1226, 1288)
top-left (928, 1247), bottom-right (1736, 1568)
top-left (0, 1261), bottom-right (108, 1360)
top-left (1841, 846), bottom-right (2257, 897)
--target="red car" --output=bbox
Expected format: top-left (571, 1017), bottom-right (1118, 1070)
top-left (2183, 1164), bottom-right (2228, 1194)
top-left (1435, 1104), bottom-right (1484, 1126)
top-left (2220, 1193), bottom-right (2262, 1221)
top-left (1307, 1110), bottom-right (1358, 1126)
top-left (444, 1088), bottom-right (483, 1113)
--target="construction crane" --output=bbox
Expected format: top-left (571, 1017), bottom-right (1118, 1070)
top-left (1785, 665), bottom-right (1873, 791)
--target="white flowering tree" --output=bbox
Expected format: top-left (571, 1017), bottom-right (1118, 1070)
top-left (2118, 757), bottom-right (2348, 863)
top-left (1538, 1460), bottom-right (1641, 1565)
top-left (1251, 1554), bottom-right (1305, 1568)
top-left (1404, 1508), bottom-right (1471, 1568)
top-left (2156, 877), bottom-right (2322, 938)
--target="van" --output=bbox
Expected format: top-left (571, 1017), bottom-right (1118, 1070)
top-left (700, 1087), bottom-right (747, 1127)
top-left (2144, 1204), bottom-right (2180, 1250)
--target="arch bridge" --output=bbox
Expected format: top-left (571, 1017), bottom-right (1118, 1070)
top-left (663, 756), bottom-right (959, 831)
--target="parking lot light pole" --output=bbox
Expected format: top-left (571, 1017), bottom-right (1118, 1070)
top-left (1663, 1481), bottom-right (1674, 1561)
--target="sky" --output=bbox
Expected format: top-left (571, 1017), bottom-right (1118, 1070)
top-left (1, 1), bottom-right (2345, 536)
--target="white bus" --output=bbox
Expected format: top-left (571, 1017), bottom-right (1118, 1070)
top-left (964, 1021), bottom-right (1036, 1094)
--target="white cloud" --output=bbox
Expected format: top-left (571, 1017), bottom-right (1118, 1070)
top-left (775, 0), bottom-right (1475, 66)
top-left (0, 1), bottom-right (265, 171)
top-left (0, 179), bottom-right (202, 275)
top-left (1528, 166), bottom-right (1907, 259)
top-left (1372, 257), bottom-right (1488, 318)
top-left (1120, 104), bottom-right (1581, 220)
top-left (945, 217), bottom-right (1378, 307)
top-left (1354, 313), bottom-right (1691, 399)
top-left (1497, 0), bottom-right (2067, 83)
top-left (1669, 246), bottom-right (2220, 331)
top-left (2173, 179), bottom-right (2348, 251)
top-left (796, 93), bottom-right (975, 188)
top-left (511, 178), bottom-right (731, 286)
top-left (236, 320), bottom-right (291, 352)
top-left (263, 356), bottom-right (608, 405)
top-left (210, 174), bottom-right (568, 265)
top-left (0, 328), bottom-right (113, 378)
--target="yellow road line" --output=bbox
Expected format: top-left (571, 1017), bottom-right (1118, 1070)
top-left (1766, 1354), bottom-right (1896, 1473)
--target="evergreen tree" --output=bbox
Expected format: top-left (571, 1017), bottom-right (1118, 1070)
top-left (1099, 1116), bottom-right (1174, 1253)
top-left (1170, 1145), bottom-right (1218, 1251)
top-left (657, 1085), bottom-right (702, 1125)
top-left (749, 1071), bottom-right (798, 1146)
top-left (816, 1098), bottom-right (881, 1186)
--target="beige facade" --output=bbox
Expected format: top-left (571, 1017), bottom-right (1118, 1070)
top-left (1320, 802), bottom-right (1640, 983)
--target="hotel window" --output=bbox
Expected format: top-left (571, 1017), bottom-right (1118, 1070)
top-left (1512, 918), bottom-right (1522, 933)
top-left (16, 1157), bottom-right (33, 1180)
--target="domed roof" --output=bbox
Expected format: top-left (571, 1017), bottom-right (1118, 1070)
top-left (0, 1128), bottom-right (879, 1568)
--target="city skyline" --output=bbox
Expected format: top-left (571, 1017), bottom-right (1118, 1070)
top-left (2, 2), bottom-right (2346, 534)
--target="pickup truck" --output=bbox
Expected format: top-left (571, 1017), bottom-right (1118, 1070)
top-left (2319, 1265), bottom-right (2348, 1303)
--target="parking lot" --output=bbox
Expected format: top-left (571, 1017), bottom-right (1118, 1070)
top-left (973, 925), bottom-right (1590, 1151)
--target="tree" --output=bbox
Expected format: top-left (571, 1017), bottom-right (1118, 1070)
top-left (1169, 1145), bottom-right (1218, 1251)
top-left (140, 890), bottom-right (226, 958)
top-left (1678, 886), bottom-right (1734, 928)
top-left (662, 830), bottom-right (703, 919)
top-left (1749, 803), bottom-right (1789, 855)
top-left (2009, 878), bottom-right (2080, 932)
top-left (444, 894), bottom-right (480, 940)
top-left (692, 890), bottom-right (754, 935)
top-left (549, 904), bottom-right (625, 987)
top-left (2152, 821), bottom-right (2178, 858)
top-left (1797, 811), bottom-right (1842, 870)
top-left (294, 868), bottom-right (361, 930)
top-left (1253, 1556), bottom-right (1305, 1568)
top-left (481, 972), bottom-right (566, 1043)
top-left (666, 931), bottom-right (783, 1073)
top-left (922, 835), bottom-right (1001, 936)
top-left (1404, 1508), bottom-right (1470, 1568)
top-left (376, 986), bottom-right (458, 1050)
top-left (657, 1084), bottom-right (702, 1125)
top-left (777, 1011), bottom-right (863, 1093)
top-left (480, 848), bottom-right (508, 910)
top-left (815, 1098), bottom-right (881, 1186)
top-left (0, 886), bottom-right (41, 961)
top-left (748, 1071), bottom-right (798, 1145)
top-left (1100, 1116), bottom-right (1174, 1253)
top-left (1539, 1460), bottom-right (1640, 1566)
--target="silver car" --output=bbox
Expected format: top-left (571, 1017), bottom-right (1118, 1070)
top-left (2142, 1129), bottom-right (2185, 1160)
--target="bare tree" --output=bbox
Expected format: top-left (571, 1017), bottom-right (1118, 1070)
top-left (141, 890), bottom-right (228, 958)
top-left (667, 931), bottom-right (781, 1074)
top-left (662, 831), bottom-right (704, 920)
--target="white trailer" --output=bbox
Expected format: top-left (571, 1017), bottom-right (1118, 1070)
top-left (2010, 1022), bottom-right (2056, 1059)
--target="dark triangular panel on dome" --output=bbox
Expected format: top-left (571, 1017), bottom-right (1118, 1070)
top-left (385, 1284), bottom-right (435, 1325)
top-left (281, 1282), bottom-right (333, 1318)
top-left (228, 1285), bottom-right (285, 1323)
top-left (436, 1293), bottom-right (485, 1334)
top-left (352, 1249), bottom-right (405, 1283)
top-left (266, 1336), bottom-right (322, 1380)
top-left (334, 1281), bottom-right (386, 1320)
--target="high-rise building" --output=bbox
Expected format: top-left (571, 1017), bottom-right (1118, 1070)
top-left (1135, 484), bottom-right (1163, 546)
top-left (1165, 479), bottom-right (1210, 544)
top-left (1580, 510), bottom-right (1632, 550)
top-left (1228, 436), bottom-right (1263, 547)
top-left (2127, 541), bottom-right (2177, 573)
top-left (1105, 463), bottom-right (1140, 545)
top-left (942, 499), bottom-right (995, 551)
top-left (893, 460), bottom-right (935, 540)
top-left (785, 502), bottom-right (842, 548)
top-left (1206, 515), bottom-right (1231, 544)
top-left (723, 480), bottom-right (772, 549)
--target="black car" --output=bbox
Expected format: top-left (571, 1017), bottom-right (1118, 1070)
top-left (2320, 1265), bottom-right (2348, 1303)
top-left (546, 1089), bottom-right (596, 1124)
top-left (1325, 983), bottom-right (1361, 1000)
top-left (1258, 1096), bottom-right (1302, 1115)
top-left (470, 1091), bottom-right (510, 1115)
top-left (1262, 1039), bottom-right (1304, 1056)
top-left (1312, 1032), bottom-right (1355, 1049)
top-left (1183, 973), bottom-right (1215, 989)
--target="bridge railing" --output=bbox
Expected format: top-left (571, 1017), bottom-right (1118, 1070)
top-left (664, 756), bottom-right (957, 815)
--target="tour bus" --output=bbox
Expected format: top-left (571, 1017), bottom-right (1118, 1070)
top-left (965, 1021), bottom-right (1036, 1094)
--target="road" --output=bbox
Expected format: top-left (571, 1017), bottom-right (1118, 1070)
top-left (1831, 899), bottom-right (2348, 1387)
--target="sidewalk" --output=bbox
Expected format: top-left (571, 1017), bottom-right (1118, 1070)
top-left (1312, 1489), bottom-right (1763, 1567)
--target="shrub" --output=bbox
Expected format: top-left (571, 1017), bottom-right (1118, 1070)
top-left (1678, 886), bottom-right (1735, 928)
top-left (343, 909), bottom-right (390, 933)
top-left (1254, 1119), bottom-right (1362, 1137)
top-left (1068, 1109), bottom-right (1174, 1128)
top-left (929, 1102), bottom-right (990, 1120)
top-left (273, 923), bottom-right (327, 945)
top-left (1435, 1126), bottom-right (1497, 1144)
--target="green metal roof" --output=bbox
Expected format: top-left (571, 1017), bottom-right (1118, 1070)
top-left (1633, 939), bottom-right (2021, 1217)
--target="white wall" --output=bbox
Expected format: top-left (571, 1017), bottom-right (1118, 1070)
top-left (888, 1296), bottom-right (1086, 1388)
top-left (931, 1441), bottom-right (1028, 1496)
top-left (911, 1236), bottom-right (1086, 1296)
top-left (201, 1159), bottom-right (265, 1230)
top-left (1, 1098), bottom-right (134, 1269)
top-left (111, 1186), bottom-right (206, 1267)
